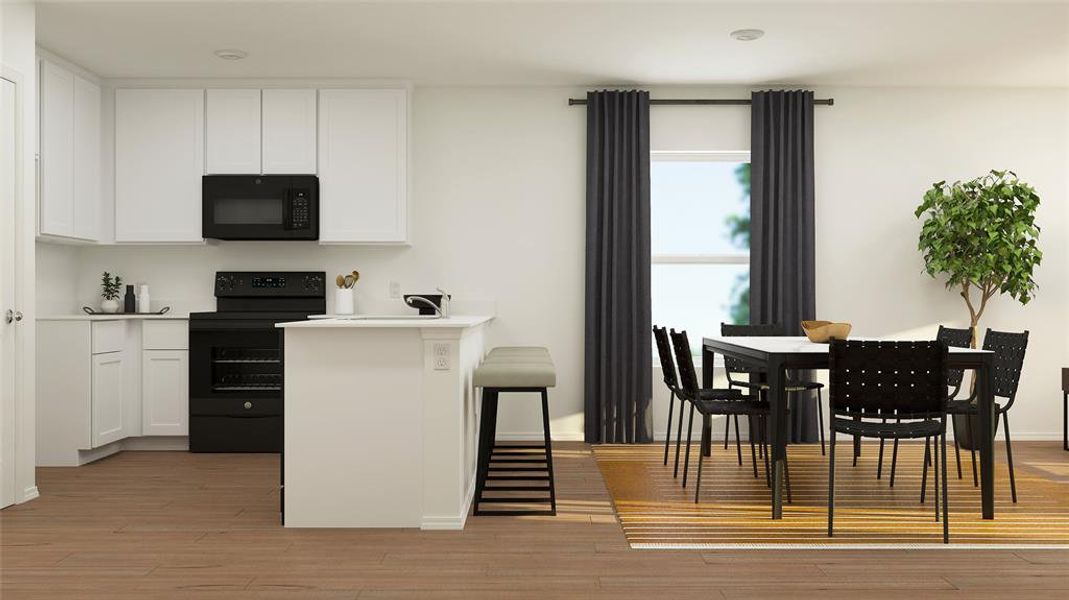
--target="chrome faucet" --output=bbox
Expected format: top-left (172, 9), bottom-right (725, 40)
top-left (435, 287), bottom-right (451, 318)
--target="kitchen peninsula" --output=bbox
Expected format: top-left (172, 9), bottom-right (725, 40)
top-left (277, 315), bottom-right (493, 529)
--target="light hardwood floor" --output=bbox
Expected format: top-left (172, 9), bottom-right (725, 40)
top-left (1, 442), bottom-right (1068, 599)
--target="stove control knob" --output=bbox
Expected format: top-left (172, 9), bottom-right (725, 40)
top-left (216, 274), bottom-right (232, 291)
top-left (244, 401), bottom-right (253, 410)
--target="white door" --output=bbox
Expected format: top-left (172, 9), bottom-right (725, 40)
top-left (317, 89), bottom-right (408, 243)
top-left (142, 350), bottom-right (189, 436)
top-left (114, 88), bottom-right (205, 243)
top-left (262, 89), bottom-right (316, 174)
top-left (91, 352), bottom-right (125, 447)
top-left (206, 89), bottom-right (261, 174)
top-left (1, 77), bottom-right (20, 508)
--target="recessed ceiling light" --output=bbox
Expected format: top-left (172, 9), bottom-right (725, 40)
top-left (730, 29), bottom-right (765, 42)
top-left (214, 49), bottom-right (248, 61)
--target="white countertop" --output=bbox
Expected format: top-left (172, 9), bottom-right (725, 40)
top-left (38, 313), bottom-right (189, 321)
top-left (276, 315), bottom-right (493, 329)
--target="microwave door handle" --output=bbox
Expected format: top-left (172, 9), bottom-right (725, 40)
top-left (283, 189), bottom-right (296, 230)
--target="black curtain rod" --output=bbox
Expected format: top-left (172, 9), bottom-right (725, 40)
top-left (568, 98), bottom-right (834, 106)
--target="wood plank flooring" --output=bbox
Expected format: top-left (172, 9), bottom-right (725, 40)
top-left (1, 442), bottom-right (1067, 599)
top-left (595, 440), bottom-right (1069, 547)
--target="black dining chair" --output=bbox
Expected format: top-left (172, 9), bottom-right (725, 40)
top-left (670, 329), bottom-right (787, 503)
top-left (949, 329), bottom-right (1029, 503)
top-left (654, 325), bottom-right (742, 478)
top-left (721, 323), bottom-right (828, 456)
top-left (827, 340), bottom-right (950, 543)
top-left (883, 325), bottom-right (973, 486)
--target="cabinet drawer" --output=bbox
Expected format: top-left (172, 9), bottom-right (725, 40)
top-left (143, 320), bottom-right (189, 350)
top-left (91, 321), bottom-right (127, 354)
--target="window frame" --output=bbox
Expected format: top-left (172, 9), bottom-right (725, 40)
top-left (650, 150), bottom-right (751, 366)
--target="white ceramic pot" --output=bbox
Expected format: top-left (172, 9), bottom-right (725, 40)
top-left (101, 298), bottom-right (120, 313)
top-left (334, 288), bottom-right (355, 315)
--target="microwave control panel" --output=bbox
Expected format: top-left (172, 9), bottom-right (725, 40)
top-left (288, 190), bottom-right (312, 230)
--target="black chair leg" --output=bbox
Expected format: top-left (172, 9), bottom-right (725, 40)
top-left (682, 404), bottom-right (696, 488)
top-left (695, 416), bottom-right (709, 503)
top-left (954, 436), bottom-right (963, 480)
top-left (933, 432), bottom-right (940, 521)
top-left (816, 388), bottom-right (826, 456)
top-left (941, 430), bottom-right (950, 543)
top-left (827, 431), bottom-right (837, 537)
top-left (1004, 412), bottom-right (1017, 504)
top-left (748, 416), bottom-right (759, 479)
top-left (784, 449), bottom-right (793, 504)
top-left (673, 396), bottom-right (686, 479)
top-left (921, 436), bottom-right (930, 504)
top-left (967, 417), bottom-right (979, 487)
top-left (889, 438), bottom-right (899, 488)
top-left (877, 431), bottom-right (886, 480)
top-left (663, 390), bottom-right (675, 466)
top-left (540, 388), bottom-right (557, 515)
top-left (723, 415), bottom-right (731, 450)
top-left (734, 415), bottom-right (743, 466)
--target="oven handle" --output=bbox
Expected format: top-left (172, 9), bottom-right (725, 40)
top-left (189, 320), bottom-right (283, 332)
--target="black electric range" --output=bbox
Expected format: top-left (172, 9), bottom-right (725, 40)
top-left (188, 271), bottom-right (325, 453)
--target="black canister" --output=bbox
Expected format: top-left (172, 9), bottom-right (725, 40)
top-left (124, 284), bottom-right (136, 313)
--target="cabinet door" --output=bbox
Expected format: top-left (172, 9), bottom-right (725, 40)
top-left (115, 89), bottom-right (205, 243)
top-left (318, 89), bottom-right (408, 243)
top-left (142, 350), bottom-right (188, 436)
top-left (91, 352), bottom-right (125, 447)
top-left (72, 74), bottom-right (101, 240)
top-left (39, 60), bottom-right (75, 237)
top-left (262, 89), bottom-right (316, 174)
top-left (206, 89), bottom-right (261, 174)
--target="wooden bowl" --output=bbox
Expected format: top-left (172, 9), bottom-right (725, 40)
top-left (801, 320), bottom-right (852, 343)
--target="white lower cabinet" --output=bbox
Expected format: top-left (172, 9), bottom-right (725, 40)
top-left (91, 352), bottom-right (126, 447)
top-left (37, 318), bottom-right (190, 466)
top-left (142, 350), bottom-right (189, 436)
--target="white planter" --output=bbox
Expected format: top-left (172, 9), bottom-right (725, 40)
top-left (334, 288), bottom-right (355, 315)
top-left (100, 298), bottom-right (120, 313)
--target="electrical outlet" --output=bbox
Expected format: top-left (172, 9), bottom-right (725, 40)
top-left (434, 343), bottom-right (449, 357)
top-left (433, 355), bottom-right (450, 370)
top-left (388, 280), bottom-right (401, 299)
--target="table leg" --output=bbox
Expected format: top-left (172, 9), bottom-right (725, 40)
top-left (978, 359), bottom-right (995, 520)
top-left (701, 346), bottom-right (715, 457)
top-left (768, 358), bottom-right (786, 520)
top-left (1064, 391), bottom-right (1068, 452)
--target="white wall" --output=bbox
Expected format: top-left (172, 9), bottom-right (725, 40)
top-left (44, 84), bottom-right (1069, 441)
top-left (3, 0), bottom-right (38, 500)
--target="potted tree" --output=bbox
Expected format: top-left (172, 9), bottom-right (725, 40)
top-left (100, 272), bottom-right (123, 313)
top-left (915, 170), bottom-right (1041, 447)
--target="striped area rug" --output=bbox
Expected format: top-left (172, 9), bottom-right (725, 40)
top-left (592, 441), bottom-right (1069, 549)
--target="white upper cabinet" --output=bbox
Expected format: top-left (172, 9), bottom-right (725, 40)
top-left (72, 75), bottom-right (101, 240)
top-left (39, 60), bottom-right (101, 242)
top-left (39, 60), bottom-right (75, 238)
top-left (114, 89), bottom-right (205, 243)
top-left (262, 89), bottom-right (317, 174)
top-left (318, 88), bottom-right (409, 244)
top-left (206, 89), bottom-right (262, 174)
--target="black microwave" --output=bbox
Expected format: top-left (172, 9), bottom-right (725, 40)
top-left (202, 175), bottom-right (319, 240)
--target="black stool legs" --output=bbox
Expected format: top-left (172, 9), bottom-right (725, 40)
top-left (473, 387), bottom-right (557, 516)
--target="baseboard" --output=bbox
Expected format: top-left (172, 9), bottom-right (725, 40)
top-left (496, 432), bottom-right (585, 442)
top-left (421, 479), bottom-right (476, 531)
top-left (122, 436), bottom-right (189, 451)
top-left (19, 486), bottom-right (39, 504)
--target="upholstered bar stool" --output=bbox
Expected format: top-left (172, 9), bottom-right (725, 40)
top-left (472, 347), bottom-right (557, 516)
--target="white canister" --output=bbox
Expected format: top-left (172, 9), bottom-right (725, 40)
top-left (334, 288), bottom-right (355, 315)
top-left (138, 284), bottom-right (151, 313)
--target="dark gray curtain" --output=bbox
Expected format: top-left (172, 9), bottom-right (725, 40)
top-left (584, 90), bottom-right (652, 444)
top-left (750, 90), bottom-right (819, 443)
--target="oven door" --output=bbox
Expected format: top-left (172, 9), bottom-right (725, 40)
top-left (202, 175), bottom-right (318, 241)
top-left (189, 320), bottom-right (284, 452)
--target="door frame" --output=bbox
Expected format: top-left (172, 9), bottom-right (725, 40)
top-left (2, 64), bottom-right (37, 506)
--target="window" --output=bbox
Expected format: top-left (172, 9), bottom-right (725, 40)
top-left (651, 151), bottom-right (750, 358)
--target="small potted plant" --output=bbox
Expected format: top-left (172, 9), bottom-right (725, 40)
top-left (100, 272), bottom-right (123, 313)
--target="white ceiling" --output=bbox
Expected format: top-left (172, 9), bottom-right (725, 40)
top-left (34, 1), bottom-right (1069, 87)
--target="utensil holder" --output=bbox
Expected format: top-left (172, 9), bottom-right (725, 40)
top-left (334, 288), bottom-right (355, 315)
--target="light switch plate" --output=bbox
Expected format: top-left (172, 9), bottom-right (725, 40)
top-left (388, 280), bottom-right (401, 299)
